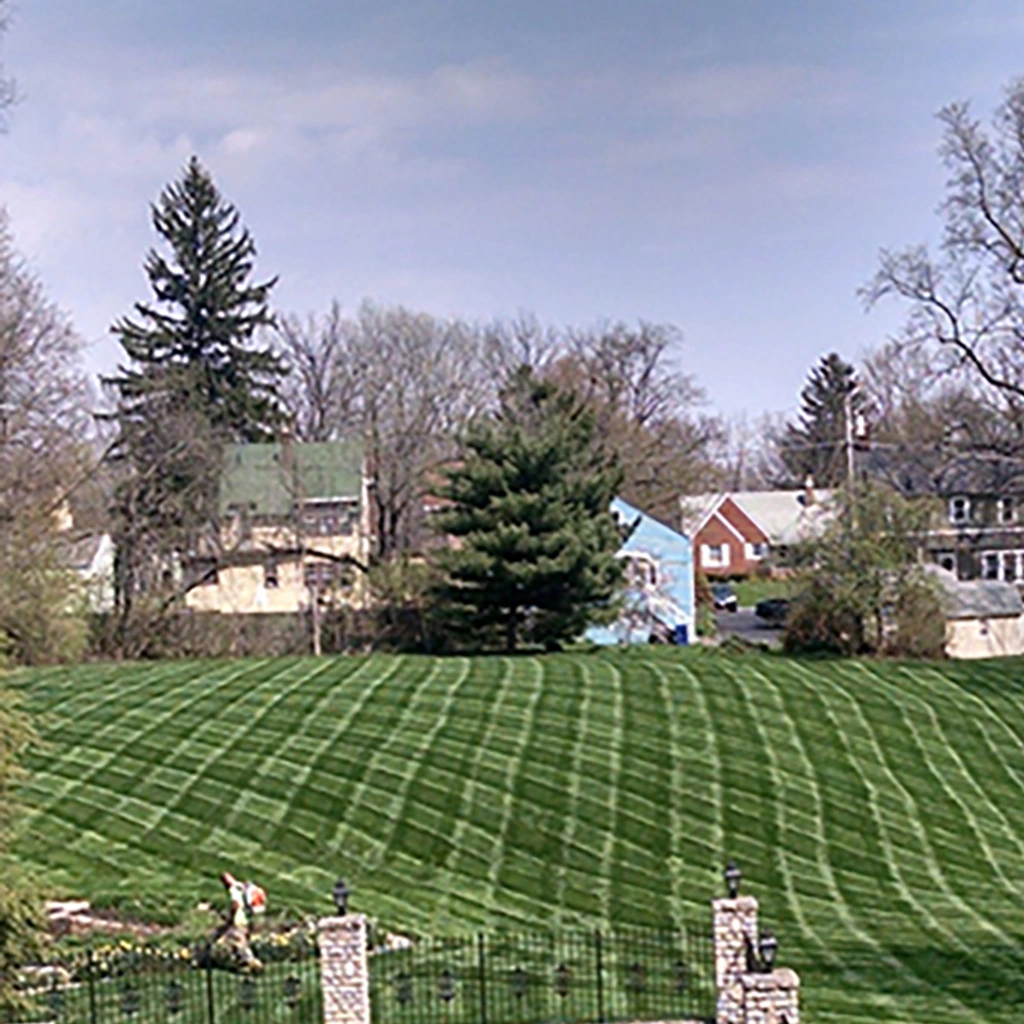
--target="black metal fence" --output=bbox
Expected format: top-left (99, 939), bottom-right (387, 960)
top-left (369, 926), bottom-right (715, 1024)
top-left (6, 936), bottom-right (321, 1024)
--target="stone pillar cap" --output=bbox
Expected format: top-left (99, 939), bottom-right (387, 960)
top-left (318, 913), bottom-right (368, 929)
top-left (712, 895), bottom-right (759, 911)
top-left (741, 968), bottom-right (800, 989)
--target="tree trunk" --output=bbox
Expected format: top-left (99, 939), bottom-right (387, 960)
top-left (505, 611), bottom-right (519, 652)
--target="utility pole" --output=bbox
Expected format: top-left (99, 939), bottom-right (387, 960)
top-left (844, 388), bottom-right (856, 487)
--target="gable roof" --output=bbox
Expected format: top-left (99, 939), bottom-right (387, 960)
top-left (681, 489), bottom-right (835, 546)
top-left (221, 441), bottom-right (363, 518)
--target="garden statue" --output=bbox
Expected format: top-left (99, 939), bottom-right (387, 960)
top-left (212, 871), bottom-right (267, 971)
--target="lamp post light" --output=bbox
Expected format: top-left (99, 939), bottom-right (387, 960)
top-left (332, 878), bottom-right (350, 916)
top-left (758, 930), bottom-right (778, 973)
top-left (723, 861), bottom-right (741, 899)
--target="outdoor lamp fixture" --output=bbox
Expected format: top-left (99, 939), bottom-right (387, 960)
top-left (724, 861), bottom-right (741, 899)
top-left (758, 930), bottom-right (778, 972)
top-left (333, 878), bottom-right (350, 916)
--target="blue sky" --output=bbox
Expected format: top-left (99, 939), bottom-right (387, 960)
top-left (4, 1), bottom-right (1024, 417)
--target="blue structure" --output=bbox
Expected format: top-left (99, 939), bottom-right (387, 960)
top-left (586, 497), bottom-right (696, 646)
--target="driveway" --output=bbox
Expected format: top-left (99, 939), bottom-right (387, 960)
top-left (714, 607), bottom-right (783, 648)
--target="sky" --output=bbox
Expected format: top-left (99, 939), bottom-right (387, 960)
top-left (4, 1), bottom-right (1024, 419)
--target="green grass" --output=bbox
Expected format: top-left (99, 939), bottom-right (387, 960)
top-left (730, 576), bottom-right (795, 606)
top-left (8, 648), bottom-right (1024, 1024)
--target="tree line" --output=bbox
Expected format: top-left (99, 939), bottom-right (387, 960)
top-left (7, 72), bottom-right (1024, 661)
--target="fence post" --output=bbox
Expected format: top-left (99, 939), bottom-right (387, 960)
top-left (205, 954), bottom-right (217, 1024)
top-left (318, 913), bottom-right (370, 1024)
top-left (712, 894), bottom-right (758, 1024)
top-left (477, 933), bottom-right (488, 1024)
top-left (594, 930), bottom-right (604, 1024)
top-left (87, 950), bottom-right (98, 1024)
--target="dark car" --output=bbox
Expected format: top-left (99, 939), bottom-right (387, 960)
top-left (711, 582), bottom-right (738, 613)
top-left (755, 597), bottom-right (790, 625)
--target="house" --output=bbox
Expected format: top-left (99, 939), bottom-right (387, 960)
top-left (864, 449), bottom-right (1024, 583)
top-left (185, 440), bottom-right (371, 616)
top-left (920, 460), bottom-right (1024, 583)
top-left (680, 486), bottom-right (834, 577)
top-left (927, 565), bottom-right (1024, 658)
top-left (586, 497), bottom-right (695, 645)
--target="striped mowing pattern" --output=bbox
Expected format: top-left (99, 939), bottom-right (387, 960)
top-left (9, 649), bottom-right (1024, 1024)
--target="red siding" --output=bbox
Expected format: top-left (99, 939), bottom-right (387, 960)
top-left (694, 498), bottom-right (769, 577)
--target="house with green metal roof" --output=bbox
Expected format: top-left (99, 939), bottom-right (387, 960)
top-left (186, 440), bottom-right (371, 633)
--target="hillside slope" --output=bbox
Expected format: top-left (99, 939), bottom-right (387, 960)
top-left (8, 649), bottom-right (1024, 1023)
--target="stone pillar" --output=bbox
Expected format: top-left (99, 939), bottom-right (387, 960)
top-left (741, 969), bottom-right (800, 1024)
top-left (318, 914), bottom-right (370, 1024)
top-left (712, 895), bottom-right (758, 1024)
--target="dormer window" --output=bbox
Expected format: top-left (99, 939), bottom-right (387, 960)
top-left (999, 497), bottom-right (1016, 524)
top-left (949, 496), bottom-right (971, 524)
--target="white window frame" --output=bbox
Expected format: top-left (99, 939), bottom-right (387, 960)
top-left (999, 497), bottom-right (1017, 524)
top-left (701, 543), bottom-right (730, 568)
top-left (979, 548), bottom-right (1024, 583)
top-left (745, 541), bottom-right (769, 560)
top-left (949, 496), bottom-right (971, 524)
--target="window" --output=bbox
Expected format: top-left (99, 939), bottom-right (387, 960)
top-left (299, 499), bottom-right (359, 537)
top-left (624, 554), bottom-right (658, 589)
top-left (979, 549), bottom-right (1024, 582)
top-left (304, 562), bottom-right (355, 591)
top-left (745, 542), bottom-right (769, 560)
top-left (936, 552), bottom-right (956, 573)
top-left (949, 496), bottom-right (971, 524)
top-left (264, 561), bottom-right (279, 589)
top-left (701, 543), bottom-right (729, 568)
top-left (1000, 497), bottom-right (1017, 523)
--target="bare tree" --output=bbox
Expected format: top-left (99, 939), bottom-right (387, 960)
top-left (279, 308), bottom-right (720, 554)
top-left (867, 78), bottom-right (1024, 410)
top-left (276, 302), bottom-right (360, 442)
top-left (547, 321), bottom-right (720, 518)
top-left (711, 412), bottom-right (788, 491)
top-left (277, 302), bottom-right (491, 559)
top-left (0, 213), bottom-right (92, 663)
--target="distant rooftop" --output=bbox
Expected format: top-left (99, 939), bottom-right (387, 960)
top-left (926, 565), bottom-right (1024, 620)
top-left (680, 488), bottom-right (835, 546)
top-left (221, 441), bottom-right (363, 518)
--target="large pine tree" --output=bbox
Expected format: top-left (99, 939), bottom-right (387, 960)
top-left (434, 367), bottom-right (625, 651)
top-left (105, 158), bottom-right (284, 647)
top-left (779, 352), bottom-right (866, 487)
top-left (109, 156), bottom-right (284, 441)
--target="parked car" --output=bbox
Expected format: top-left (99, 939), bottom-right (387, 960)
top-left (711, 583), bottom-right (738, 613)
top-left (755, 597), bottom-right (790, 625)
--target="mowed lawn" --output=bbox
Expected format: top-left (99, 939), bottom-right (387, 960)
top-left (8, 648), bottom-right (1024, 1024)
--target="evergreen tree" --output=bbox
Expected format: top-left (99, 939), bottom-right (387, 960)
top-left (434, 367), bottom-right (625, 651)
top-left (105, 158), bottom-right (284, 649)
top-left (779, 352), bottom-right (866, 487)
top-left (108, 156), bottom-right (284, 441)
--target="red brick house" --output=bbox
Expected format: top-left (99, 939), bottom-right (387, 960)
top-left (680, 488), bottom-right (835, 577)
